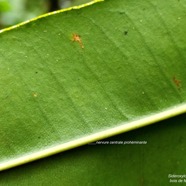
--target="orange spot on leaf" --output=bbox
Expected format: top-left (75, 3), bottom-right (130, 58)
top-left (173, 76), bottom-right (181, 89)
top-left (72, 33), bottom-right (84, 49)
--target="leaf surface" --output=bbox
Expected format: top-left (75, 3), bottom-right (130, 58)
top-left (1, 114), bottom-right (186, 185)
top-left (0, 0), bottom-right (186, 170)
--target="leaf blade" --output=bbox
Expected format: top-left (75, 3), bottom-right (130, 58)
top-left (0, 0), bottom-right (186, 170)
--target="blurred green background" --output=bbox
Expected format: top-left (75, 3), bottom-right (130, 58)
top-left (0, 0), bottom-right (91, 29)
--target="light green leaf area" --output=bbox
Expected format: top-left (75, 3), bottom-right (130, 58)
top-left (1, 114), bottom-right (186, 185)
top-left (0, 0), bottom-right (186, 170)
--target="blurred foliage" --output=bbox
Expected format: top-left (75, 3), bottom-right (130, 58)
top-left (0, 0), bottom-right (10, 12)
top-left (0, 0), bottom-right (91, 29)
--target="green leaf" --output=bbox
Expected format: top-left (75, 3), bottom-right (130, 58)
top-left (0, 0), bottom-right (186, 171)
top-left (0, 114), bottom-right (186, 185)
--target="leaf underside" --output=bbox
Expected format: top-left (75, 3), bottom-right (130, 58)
top-left (0, 0), bottom-right (186, 170)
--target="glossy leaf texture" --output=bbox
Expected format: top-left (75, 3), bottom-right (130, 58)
top-left (0, 0), bottom-right (186, 170)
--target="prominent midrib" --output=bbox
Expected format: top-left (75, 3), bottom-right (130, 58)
top-left (0, 103), bottom-right (185, 171)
